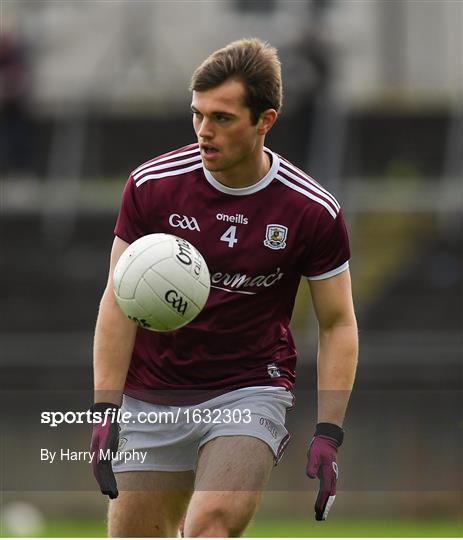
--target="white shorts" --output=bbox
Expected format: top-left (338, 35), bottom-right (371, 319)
top-left (112, 386), bottom-right (294, 473)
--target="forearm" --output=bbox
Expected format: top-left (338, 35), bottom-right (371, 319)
top-left (317, 321), bottom-right (358, 426)
top-left (93, 286), bottom-right (137, 405)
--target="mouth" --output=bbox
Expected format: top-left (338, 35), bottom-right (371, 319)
top-left (200, 144), bottom-right (220, 159)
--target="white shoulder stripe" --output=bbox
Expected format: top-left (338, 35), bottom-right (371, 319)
top-left (279, 167), bottom-right (340, 213)
top-left (280, 161), bottom-right (340, 211)
top-left (135, 162), bottom-right (203, 187)
top-left (132, 146), bottom-right (200, 176)
top-left (133, 154), bottom-right (202, 180)
top-left (276, 174), bottom-right (338, 219)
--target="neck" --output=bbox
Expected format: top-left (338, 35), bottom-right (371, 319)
top-left (212, 149), bottom-right (271, 189)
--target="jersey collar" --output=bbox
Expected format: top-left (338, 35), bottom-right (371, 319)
top-left (202, 148), bottom-right (280, 196)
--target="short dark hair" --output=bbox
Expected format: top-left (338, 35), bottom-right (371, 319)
top-left (190, 38), bottom-right (283, 124)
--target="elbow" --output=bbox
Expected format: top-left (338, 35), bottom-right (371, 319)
top-left (319, 312), bottom-right (358, 335)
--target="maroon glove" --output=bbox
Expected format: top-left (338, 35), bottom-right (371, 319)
top-left (90, 402), bottom-right (120, 499)
top-left (306, 422), bottom-right (344, 521)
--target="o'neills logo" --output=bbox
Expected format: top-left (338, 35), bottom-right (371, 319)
top-left (211, 268), bottom-right (284, 290)
top-left (216, 213), bottom-right (249, 225)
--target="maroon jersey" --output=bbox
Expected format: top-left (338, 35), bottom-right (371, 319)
top-left (115, 143), bottom-right (350, 404)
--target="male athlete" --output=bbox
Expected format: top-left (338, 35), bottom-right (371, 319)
top-left (91, 38), bottom-right (358, 537)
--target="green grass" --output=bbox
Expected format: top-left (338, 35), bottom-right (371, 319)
top-left (246, 519), bottom-right (463, 537)
top-left (1, 519), bottom-right (462, 538)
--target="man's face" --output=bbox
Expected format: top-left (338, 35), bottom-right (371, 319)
top-left (191, 79), bottom-right (263, 176)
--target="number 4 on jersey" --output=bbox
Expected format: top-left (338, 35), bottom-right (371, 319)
top-left (220, 225), bottom-right (238, 248)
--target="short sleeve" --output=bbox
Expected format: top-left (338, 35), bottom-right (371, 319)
top-left (114, 175), bottom-right (148, 243)
top-left (302, 209), bottom-right (351, 280)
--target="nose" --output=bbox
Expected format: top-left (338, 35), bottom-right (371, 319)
top-left (197, 117), bottom-right (213, 140)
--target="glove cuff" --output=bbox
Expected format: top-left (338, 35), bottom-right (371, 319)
top-left (91, 402), bottom-right (120, 414)
top-left (315, 422), bottom-right (344, 446)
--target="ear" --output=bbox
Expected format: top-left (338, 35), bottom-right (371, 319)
top-left (256, 109), bottom-right (278, 135)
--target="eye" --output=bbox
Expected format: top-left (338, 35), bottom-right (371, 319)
top-left (215, 114), bottom-right (230, 123)
top-left (191, 110), bottom-right (202, 120)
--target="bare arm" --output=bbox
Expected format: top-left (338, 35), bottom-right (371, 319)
top-left (93, 236), bottom-right (137, 405)
top-left (308, 269), bottom-right (358, 427)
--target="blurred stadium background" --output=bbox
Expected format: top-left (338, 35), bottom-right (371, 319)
top-left (0, 0), bottom-right (462, 537)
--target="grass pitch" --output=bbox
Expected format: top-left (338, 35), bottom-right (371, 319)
top-left (1, 518), bottom-right (461, 537)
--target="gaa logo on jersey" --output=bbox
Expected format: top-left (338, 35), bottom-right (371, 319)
top-left (169, 214), bottom-right (200, 231)
top-left (264, 224), bottom-right (288, 250)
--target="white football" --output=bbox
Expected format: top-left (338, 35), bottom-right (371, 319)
top-left (113, 233), bottom-right (210, 332)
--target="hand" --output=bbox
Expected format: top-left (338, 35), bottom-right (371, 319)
top-left (306, 422), bottom-right (344, 521)
top-left (90, 402), bottom-right (120, 499)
